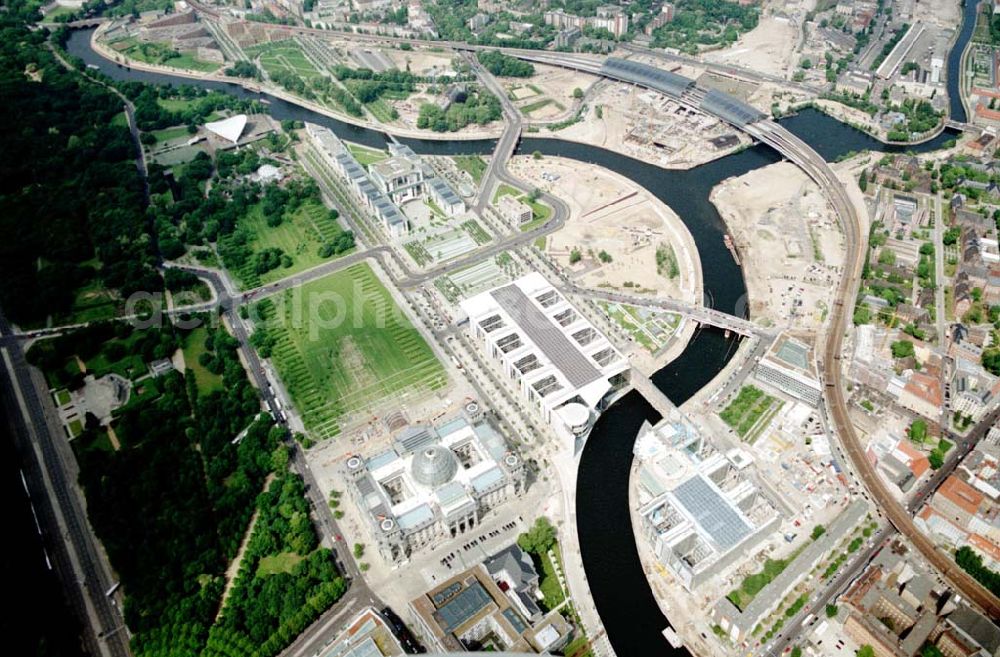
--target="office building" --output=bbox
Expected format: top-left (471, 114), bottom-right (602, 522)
top-left (754, 333), bottom-right (823, 406)
top-left (634, 419), bottom-right (781, 591)
top-left (498, 195), bottom-right (533, 224)
top-left (409, 561), bottom-right (571, 652)
top-left (459, 272), bottom-right (629, 447)
top-left (305, 122), bottom-right (410, 237)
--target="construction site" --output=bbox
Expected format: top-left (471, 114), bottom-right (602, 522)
top-left (552, 75), bottom-right (753, 169)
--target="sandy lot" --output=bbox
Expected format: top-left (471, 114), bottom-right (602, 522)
top-left (705, 15), bottom-right (801, 78)
top-left (925, 0), bottom-right (961, 29)
top-left (711, 162), bottom-right (844, 330)
top-left (383, 47), bottom-right (458, 76)
top-left (518, 63), bottom-right (599, 105)
top-left (508, 155), bottom-right (702, 306)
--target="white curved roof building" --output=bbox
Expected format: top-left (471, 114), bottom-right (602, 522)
top-left (204, 114), bottom-right (247, 143)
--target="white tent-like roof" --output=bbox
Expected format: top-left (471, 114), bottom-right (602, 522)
top-left (204, 114), bottom-right (247, 144)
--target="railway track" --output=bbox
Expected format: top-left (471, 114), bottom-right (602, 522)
top-left (748, 121), bottom-right (1000, 619)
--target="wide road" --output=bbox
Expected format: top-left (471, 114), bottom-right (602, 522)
top-left (747, 120), bottom-right (1000, 618)
top-left (0, 309), bottom-right (131, 657)
top-left (463, 52), bottom-right (524, 214)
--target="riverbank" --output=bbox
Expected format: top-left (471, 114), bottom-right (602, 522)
top-left (798, 99), bottom-right (949, 147)
top-left (508, 155), bottom-right (703, 306)
top-left (89, 25), bottom-right (504, 142)
top-left (710, 160), bottom-right (845, 331)
top-left (627, 454), bottom-right (718, 657)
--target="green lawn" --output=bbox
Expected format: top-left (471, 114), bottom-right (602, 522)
top-left (222, 199), bottom-right (352, 289)
top-left (84, 348), bottom-right (146, 382)
top-left (152, 125), bottom-right (193, 143)
top-left (245, 39), bottom-right (321, 82)
top-left (257, 551), bottom-right (305, 576)
top-left (364, 98), bottom-right (398, 123)
top-left (111, 111), bottom-right (129, 127)
top-left (520, 98), bottom-right (553, 115)
top-left (55, 389), bottom-right (72, 406)
top-left (492, 183), bottom-right (520, 204)
top-left (182, 327), bottom-right (224, 395)
top-left (253, 264), bottom-right (447, 439)
top-left (158, 97), bottom-right (200, 112)
top-left (346, 143), bottom-right (388, 167)
top-left (453, 155), bottom-right (487, 183)
top-left (720, 386), bottom-right (781, 439)
top-left (67, 418), bottom-right (84, 438)
top-left (113, 37), bottom-right (220, 73)
top-left (168, 52), bottom-right (222, 73)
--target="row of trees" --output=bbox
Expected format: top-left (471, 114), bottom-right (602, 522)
top-left (954, 546), bottom-right (1000, 596)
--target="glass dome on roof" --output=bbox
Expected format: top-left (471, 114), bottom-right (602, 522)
top-left (410, 445), bottom-right (458, 488)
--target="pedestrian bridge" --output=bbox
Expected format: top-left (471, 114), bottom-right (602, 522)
top-left (564, 285), bottom-right (768, 338)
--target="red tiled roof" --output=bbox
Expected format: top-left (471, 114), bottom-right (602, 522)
top-left (896, 440), bottom-right (930, 478)
top-left (937, 476), bottom-right (984, 516)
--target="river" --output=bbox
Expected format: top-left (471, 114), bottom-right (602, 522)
top-left (59, 28), bottom-right (963, 656)
top-left (947, 0), bottom-right (979, 123)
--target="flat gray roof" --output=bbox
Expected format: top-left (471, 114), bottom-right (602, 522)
top-left (775, 339), bottom-right (810, 370)
top-left (429, 176), bottom-right (462, 206)
top-left (673, 475), bottom-right (751, 550)
top-left (491, 284), bottom-right (602, 389)
top-left (433, 581), bottom-right (492, 633)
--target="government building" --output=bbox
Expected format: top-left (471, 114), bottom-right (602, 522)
top-left (344, 413), bottom-right (525, 562)
top-left (459, 272), bottom-right (629, 449)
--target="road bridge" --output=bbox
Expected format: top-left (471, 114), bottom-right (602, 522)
top-left (630, 367), bottom-right (680, 420)
top-left (945, 118), bottom-right (979, 133)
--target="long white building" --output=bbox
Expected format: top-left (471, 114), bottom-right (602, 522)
top-left (459, 272), bottom-right (629, 448)
top-left (305, 122), bottom-right (410, 237)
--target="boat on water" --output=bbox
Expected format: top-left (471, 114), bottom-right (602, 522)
top-left (724, 233), bottom-right (741, 266)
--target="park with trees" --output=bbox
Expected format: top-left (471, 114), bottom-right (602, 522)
top-left (31, 317), bottom-right (348, 657)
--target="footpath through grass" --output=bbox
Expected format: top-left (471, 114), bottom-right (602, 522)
top-left (253, 264), bottom-right (447, 439)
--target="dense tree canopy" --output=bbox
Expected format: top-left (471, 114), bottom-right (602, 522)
top-left (477, 50), bottom-right (535, 77)
top-left (0, 21), bottom-right (158, 324)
